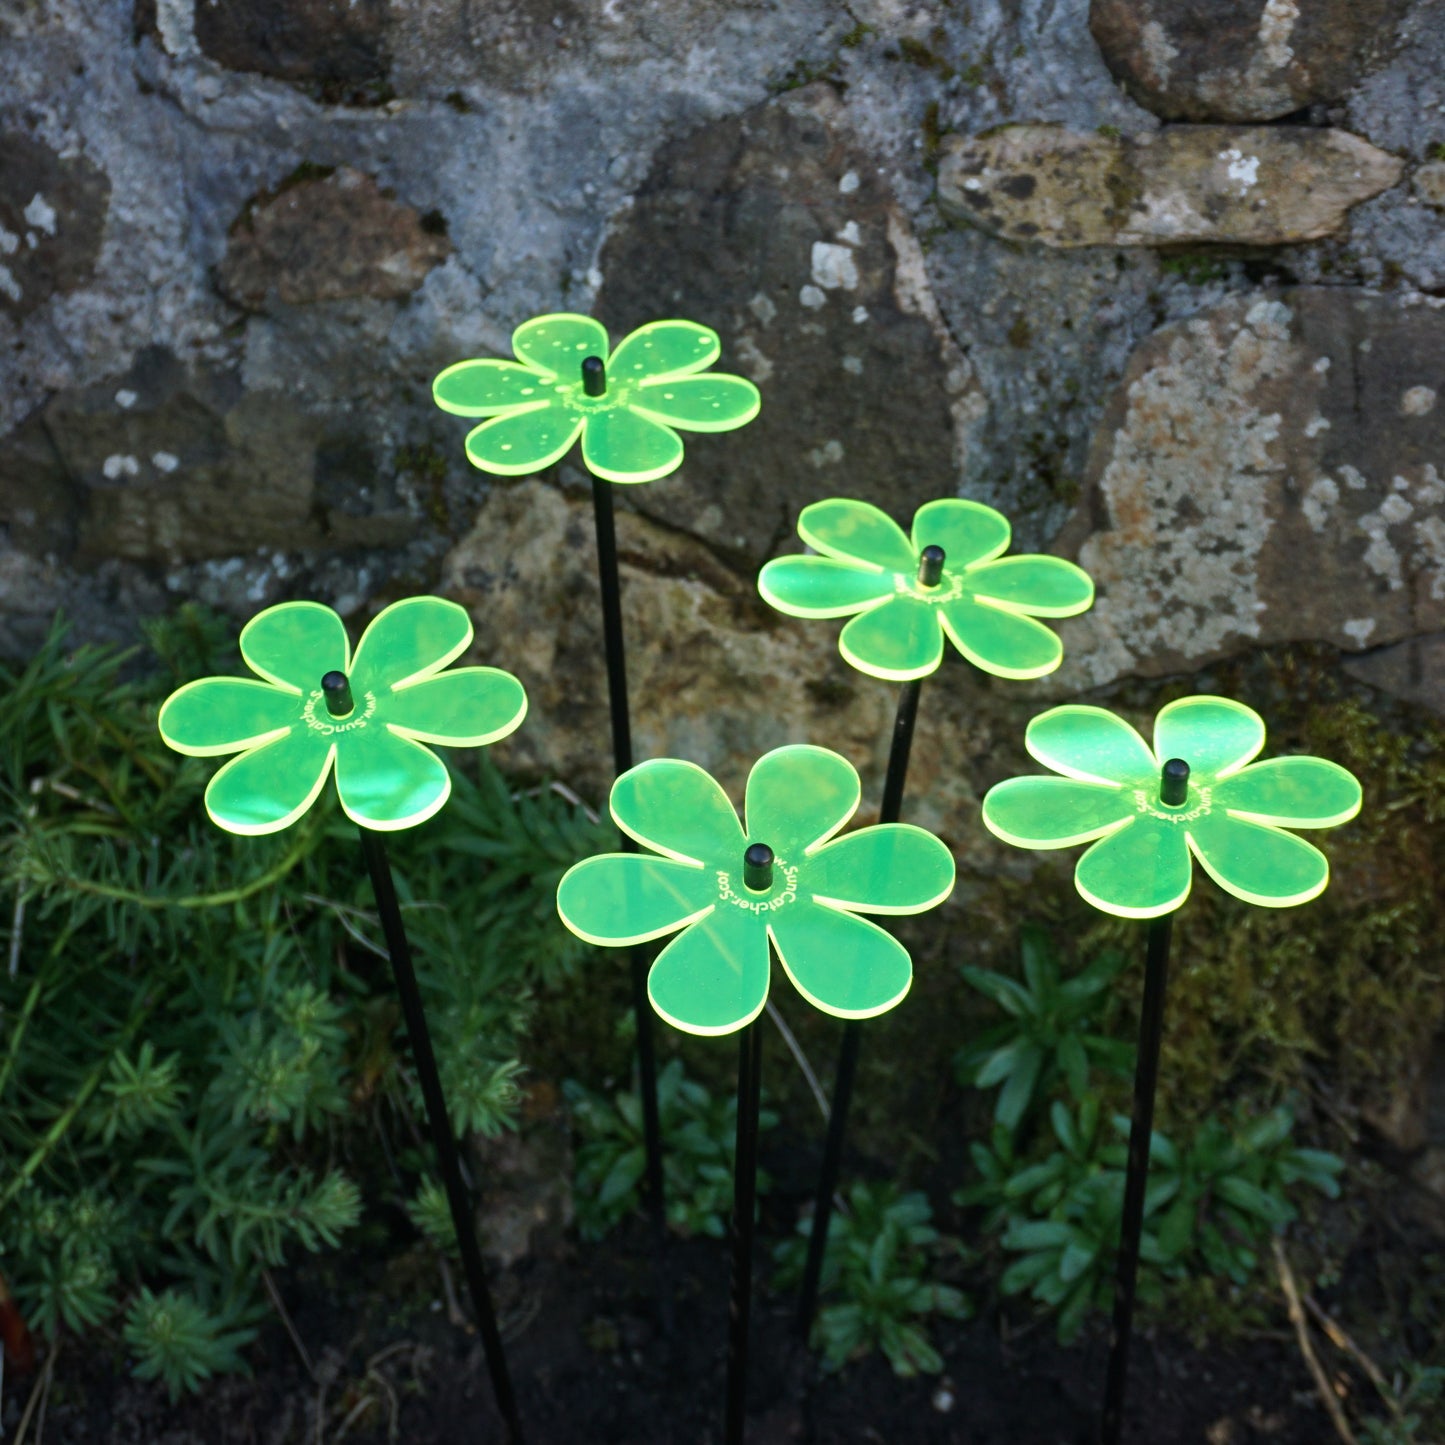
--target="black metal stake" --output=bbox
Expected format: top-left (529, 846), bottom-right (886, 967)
top-left (725, 1010), bottom-right (765, 1444)
top-left (356, 825), bottom-right (523, 1443)
top-left (796, 546), bottom-right (942, 1337)
top-left (585, 365), bottom-right (669, 1321)
top-left (1100, 756), bottom-right (1189, 1445)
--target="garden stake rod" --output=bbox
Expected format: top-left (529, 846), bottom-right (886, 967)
top-left (726, 940), bottom-right (767, 1445)
top-left (340, 683), bottom-right (523, 1445)
top-left (1099, 756), bottom-right (1188, 1445)
top-left (586, 356), bottom-right (671, 1324)
top-left (796, 545), bottom-right (941, 1337)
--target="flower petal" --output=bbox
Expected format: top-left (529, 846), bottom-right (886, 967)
top-left (1212, 756), bottom-right (1362, 828)
top-left (647, 906), bottom-right (769, 1037)
top-left (1074, 818), bottom-right (1192, 919)
top-left (159, 678), bottom-right (297, 757)
top-left (511, 313), bottom-right (610, 379)
top-left (839, 596), bottom-right (944, 681)
top-left (607, 320), bottom-right (721, 382)
top-left (1153, 696), bottom-right (1265, 781)
top-left (770, 901), bottom-right (912, 1020)
top-left (757, 556), bottom-right (896, 618)
top-left (333, 727), bottom-right (452, 831)
top-left (982, 777), bottom-right (1136, 849)
top-left (558, 854), bottom-right (716, 946)
top-left (432, 359), bottom-right (551, 416)
top-left (1186, 812), bottom-right (1329, 908)
top-left (939, 598), bottom-right (1063, 680)
top-left (806, 825), bottom-right (955, 913)
top-left (911, 499), bottom-right (1011, 569)
top-left (964, 555), bottom-right (1094, 618)
top-left (797, 499), bottom-right (917, 573)
top-left (383, 668), bottom-right (527, 748)
top-left (351, 597), bottom-right (473, 694)
top-left (745, 745), bottom-right (859, 858)
top-left (465, 405), bottom-right (583, 476)
top-left (204, 729), bottom-right (334, 837)
top-left (630, 374), bottom-right (760, 433)
top-left (581, 408), bottom-right (684, 483)
top-left (240, 602), bottom-right (349, 693)
top-left (1025, 706), bottom-right (1157, 787)
top-left (610, 758), bottom-right (744, 866)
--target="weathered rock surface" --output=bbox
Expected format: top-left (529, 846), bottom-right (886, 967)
top-left (438, 477), bottom-right (1009, 863)
top-left (1050, 289), bottom-right (1445, 689)
top-left (938, 125), bottom-right (1402, 248)
top-left (595, 87), bottom-right (969, 568)
top-left (0, 131), bottom-right (111, 320)
top-left (1416, 161), bottom-right (1445, 210)
top-left (187, 0), bottom-right (392, 104)
top-left (1088, 0), bottom-right (1408, 122)
top-left (0, 348), bottom-right (415, 568)
top-left (216, 167), bottom-right (450, 310)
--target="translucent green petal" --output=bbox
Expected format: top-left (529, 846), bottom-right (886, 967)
top-left (351, 597), bottom-right (473, 693)
top-left (630, 375), bottom-right (761, 433)
top-left (159, 678), bottom-right (297, 757)
top-left (647, 907), bottom-right (770, 1037)
top-left (610, 758), bottom-right (744, 866)
top-left (580, 408), bottom-right (684, 484)
top-left (1186, 813), bottom-right (1330, 908)
top-left (558, 854), bottom-right (715, 946)
top-left (1212, 756), bottom-right (1362, 828)
top-left (333, 727), bottom-right (452, 831)
top-left (239, 601), bottom-right (349, 693)
top-left (607, 320), bottom-right (720, 382)
top-left (465, 406), bottom-right (582, 476)
top-left (1153, 697), bottom-right (1265, 781)
top-left (982, 777), bottom-right (1136, 850)
top-left (839, 596), bottom-right (944, 681)
top-left (757, 556), bottom-right (896, 619)
top-left (770, 901), bottom-right (912, 1020)
top-left (204, 729), bottom-right (334, 837)
top-left (1074, 818), bottom-right (1192, 919)
top-left (911, 499), bottom-right (1011, 569)
top-left (939, 598), bottom-right (1063, 680)
top-left (432, 359), bottom-right (551, 417)
top-left (1025, 706), bottom-right (1156, 787)
top-left (806, 825), bottom-right (955, 913)
top-left (511, 313), bottom-right (610, 379)
top-left (745, 745), bottom-right (859, 859)
top-left (797, 499), bottom-right (916, 573)
top-left (383, 668), bottom-right (527, 748)
top-left (964, 555), bottom-right (1094, 618)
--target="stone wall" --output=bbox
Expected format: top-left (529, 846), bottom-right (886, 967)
top-left (4, 0), bottom-right (1445, 1157)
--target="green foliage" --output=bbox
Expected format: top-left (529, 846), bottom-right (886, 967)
top-left (1358, 1364), bottom-right (1445, 1444)
top-left (406, 1178), bottom-right (458, 1257)
top-left (0, 609), bottom-right (608, 1393)
top-left (955, 925), bottom-right (1132, 1130)
top-left (565, 1057), bottom-right (777, 1241)
top-left (775, 1182), bottom-right (971, 1376)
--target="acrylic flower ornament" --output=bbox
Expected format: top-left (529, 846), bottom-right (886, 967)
top-left (432, 313), bottom-right (761, 484)
top-left (556, 745), bottom-right (955, 1036)
top-left (758, 498), bottom-right (1094, 682)
top-left (158, 598), bottom-right (527, 835)
top-left (981, 696), bottom-right (1361, 919)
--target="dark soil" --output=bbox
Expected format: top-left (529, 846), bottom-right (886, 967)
top-left (5, 1208), bottom-right (1340, 1445)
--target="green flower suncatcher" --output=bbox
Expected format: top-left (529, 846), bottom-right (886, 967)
top-left (758, 498), bottom-right (1094, 682)
top-left (433, 313), bottom-right (761, 483)
top-left (555, 745), bottom-right (956, 1036)
top-left (981, 696), bottom-right (1362, 918)
top-left (158, 597), bottom-right (528, 834)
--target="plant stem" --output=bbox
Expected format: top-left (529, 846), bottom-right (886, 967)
top-left (726, 1018), bottom-right (763, 1445)
top-left (589, 472), bottom-right (670, 1327)
top-left (357, 827), bottom-right (522, 1444)
top-left (797, 677), bottom-right (923, 1336)
top-left (1100, 909), bottom-right (1173, 1445)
